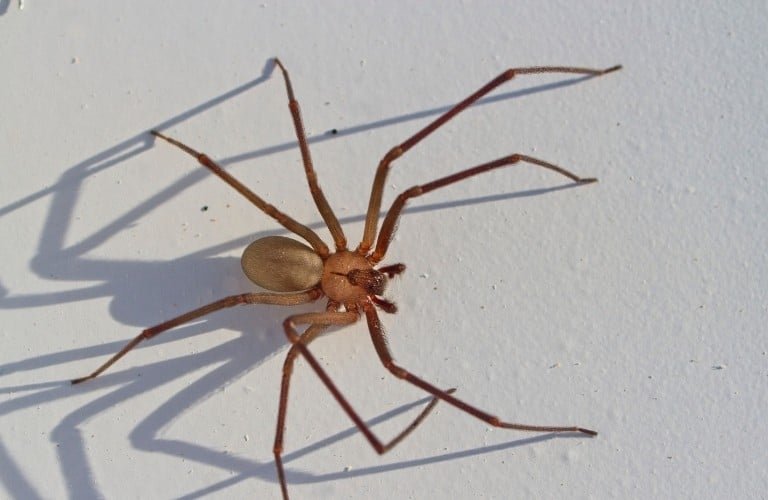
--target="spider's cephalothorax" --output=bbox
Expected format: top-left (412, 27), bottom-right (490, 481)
top-left (73, 58), bottom-right (620, 500)
top-left (325, 255), bottom-right (405, 313)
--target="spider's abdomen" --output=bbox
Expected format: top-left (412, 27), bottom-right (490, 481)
top-left (241, 236), bottom-right (323, 292)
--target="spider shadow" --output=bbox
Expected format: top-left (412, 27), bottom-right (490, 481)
top-left (0, 58), bottom-right (602, 498)
top-left (177, 404), bottom-right (581, 499)
top-left (0, 181), bottom-right (583, 499)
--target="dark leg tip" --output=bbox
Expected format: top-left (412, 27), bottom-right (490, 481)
top-left (603, 64), bottom-right (623, 74)
top-left (71, 376), bottom-right (90, 385)
top-left (579, 427), bottom-right (598, 437)
top-left (577, 177), bottom-right (598, 185)
top-left (446, 387), bottom-right (458, 395)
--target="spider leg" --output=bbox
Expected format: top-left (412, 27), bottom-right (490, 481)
top-left (357, 63), bottom-right (621, 255)
top-left (370, 153), bottom-right (595, 263)
top-left (363, 302), bottom-right (597, 436)
top-left (150, 130), bottom-right (329, 258)
top-left (274, 321), bottom-right (328, 500)
top-left (276, 310), bottom-right (454, 499)
top-left (273, 58), bottom-right (347, 251)
top-left (71, 289), bottom-right (321, 385)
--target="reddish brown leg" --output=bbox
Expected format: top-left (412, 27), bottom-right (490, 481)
top-left (150, 130), bottom-right (329, 258)
top-left (370, 153), bottom-right (596, 263)
top-left (273, 58), bottom-right (347, 251)
top-left (71, 289), bottom-right (321, 385)
top-left (274, 322), bottom-right (329, 500)
top-left (276, 310), bottom-right (455, 500)
top-left (363, 302), bottom-right (596, 436)
top-left (357, 63), bottom-right (621, 255)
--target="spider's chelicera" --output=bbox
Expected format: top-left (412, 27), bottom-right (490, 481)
top-left (73, 58), bottom-right (621, 499)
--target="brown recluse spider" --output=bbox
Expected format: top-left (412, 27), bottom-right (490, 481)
top-left (72, 58), bottom-right (621, 499)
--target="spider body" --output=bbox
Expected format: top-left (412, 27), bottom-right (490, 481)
top-left (241, 235), bottom-right (393, 309)
top-left (73, 58), bottom-right (620, 499)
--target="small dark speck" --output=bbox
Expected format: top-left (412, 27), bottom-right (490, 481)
top-left (328, 128), bottom-right (339, 135)
top-left (201, 205), bottom-right (209, 212)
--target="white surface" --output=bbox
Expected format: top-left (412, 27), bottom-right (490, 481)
top-left (1, 2), bottom-right (765, 499)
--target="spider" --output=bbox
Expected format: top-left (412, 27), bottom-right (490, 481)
top-left (72, 58), bottom-right (621, 499)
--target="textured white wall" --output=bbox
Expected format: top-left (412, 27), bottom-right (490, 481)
top-left (1, 2), bottom-right (765, 499)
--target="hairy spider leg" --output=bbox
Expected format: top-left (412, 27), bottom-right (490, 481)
top-left (372, 153), bottom-right (596, 263)
top-left (274, 306), bottom-right (453, 499)
top-left (71, 290), bottom-right (321, 384)
top-left (358, 64), bottom-right (621, 255)
top-left (274, 58), bottom-right (347, 251)
top-left (150, 130), bottom-right (330, 258)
